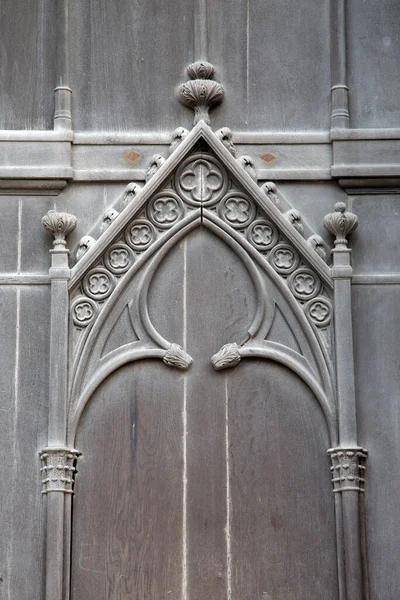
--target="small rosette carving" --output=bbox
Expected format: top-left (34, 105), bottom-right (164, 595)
top-left (323, 202), bottom-right (358, 246)
top-left (42, 210), bottom-right (77, 247)
top-left (163, 344), bottom-right (193, 370)
top-left (211, 342), bottom-right (242, 370)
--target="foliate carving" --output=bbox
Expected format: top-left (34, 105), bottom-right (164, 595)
top-left (76, 236), bottom-right (96, 262)
top-left (176, 154), bottom-right (228, 206)
top-left (170, 127), bottom-right (190, 154)
top-left (236, 155), bottom-right (257, 181)
top-left (147, 192), bottom-right (184, 229)
top-left (219, 193), bottom-right (256, 229)
top-left (305, 297), bottom-right (332, 327)
top-left (328, 447), bottom-right (368, 493)
top-left (285, 209), bottom-right (304, 236)
top-left (122, 182), bottom-right (143, 205)
top-left (82, 267), bottom-right (115, 300)
top-left (40, 448), bottom-right (79, 494)
top-left (261, 181), bottom-right (281, 210)
top-left (71, 296), bottom-right (97, 327)
top-left (163, 344), bottom-right (193, 370)
top-left (323, 202), bottom-right (358, 246)
top-left (178, 61), bottom-right (225, 126)
top-left (104, 243), bottom-right (134, 275)
top-left (247, 219), bottom-right (279, 251)
top-left (100, 208), bottom-right (119, 232)
top-left (269, 243), bottom-right (300, 274)
top-left (42, 210), bottom-right (77, 247)
top-left (215, 127), bottom-right (236, 157)
top-left (288, 268), bottom-right (321, 301)
top-left (307, 234), bottom-right (327, 261)
top-left (125, 220), bottom-right (156, 251)
top-left (211, 342), bottom-right (242, 370)
top-left (146, 154), bottom-right (166, 182)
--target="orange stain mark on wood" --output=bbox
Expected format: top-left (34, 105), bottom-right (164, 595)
top-left (123, 150), bottom-right (141, 165)
top-left (260, 152), bottom-right (278, 165)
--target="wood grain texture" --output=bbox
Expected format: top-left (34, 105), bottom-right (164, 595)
top-left (227, 359), bottom-right (338, 600)
top-left (0, 0), bottom-right (56, 129)
top-left (71, 361), bottom-right (184, 600)
top-left (185, 228), bottom-right (256, 598)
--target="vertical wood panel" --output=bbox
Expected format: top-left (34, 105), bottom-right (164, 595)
top-left (227, 359), bottom-right (338, 600)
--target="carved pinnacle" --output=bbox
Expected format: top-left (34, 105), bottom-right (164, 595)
top-left (323, 202), bottom-right (358, 246)
top-left (178, 61), bottom-right (225, 126)
top-left (42, 210), bottom-right (77, 248)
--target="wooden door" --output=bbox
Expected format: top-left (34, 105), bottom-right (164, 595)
top-left (70, 226), bottom-right (338, 599)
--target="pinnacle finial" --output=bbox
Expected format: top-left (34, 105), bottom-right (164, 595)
top-left (323, 202), bottom-right (358, 247)
top-left (42, 210), bottom-right (77, 248)
top-left (177, 62), bottom-right (225, 126)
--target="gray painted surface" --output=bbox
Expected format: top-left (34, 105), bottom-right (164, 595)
top-left (0, 1), bottom-right (399, 599)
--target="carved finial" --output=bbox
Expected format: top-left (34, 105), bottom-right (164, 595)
top-left (211, 342), bottom-right (242, 370)
top-left (236, 155), bottom-right (257, 182)
top-left (170, 127), bottom-right (190, 154)
top-left (163, 343), bottom-right (193, 370)
top-left (76, 236), bottom-right (96, 262)
top-left (100, 208), bottom-right (119, 232)
top-left (178, 61), bottom-right (225, 126)
top-left (324, 202), bottom-right (358, 246)
top-left (216, 127), bottom-right (236, 157)
top-left (285, 209), bottom-right (304, 236)
top-left (42, 210), bottom-right (77, 248)
top-left (146, 154), bottom-right (166, 182)
top-left (123, 182), bottom-right (143, 205)
top-left (261, 181), bottom-right (281, 210)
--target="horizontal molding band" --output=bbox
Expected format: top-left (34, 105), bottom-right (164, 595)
top-left (0, 130), bottom-right (73, 141)
top-left (0, 274), bottom-right (50, 285)
top-left (331, 128), bottom-right (400, 140)
top-left (352, 274), bottom-right (400, 285)
top-left (332, 165), bottom-right (400, 177)
top-left (0, 167), bottom-right (73, 179)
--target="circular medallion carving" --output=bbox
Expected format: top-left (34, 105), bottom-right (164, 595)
top-left (125, 220), bottom-right (155, 251)
top-left (289, 268), bottom-right (321, 300)
top-left (71, 297), bottom-right (97, 327)
top-left (305, 296), bottom-right (332, 327)
top-left (218, 193), bottom-right (256, 229)
top-left (269, 243), bottom-right (300, 274)
top-left (147, 192), bottom-right (184, 229)
top-left (104, 243), bottom-right (133, 275)
top-left (175, 154), bottom-right (228, 206)
top-left (247, 219), bottom-right (279, 251)
top-left (82, 267), bottom-right (115, 301)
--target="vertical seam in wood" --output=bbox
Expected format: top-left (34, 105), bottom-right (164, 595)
top-left (225, 376), bottom-right (232, 600)
top-left (182, 237), bottom-right (188, 600)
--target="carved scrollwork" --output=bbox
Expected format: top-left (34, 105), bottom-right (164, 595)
top-left (71, 296), bottom-right (97, 327)
top-left (247, 219), bottom-right (279, 251)
top-left (163, 343), bottom-right (193, 370)
top-left (288, 268), bottom-right (321, 301)
top-left (211, 342), bottom-right (242, 370)
top-left (40, 448), bottom-right (79, 494)
top-left (82, 267), bottom-right (115, 301)
top-left (305, 296), bottom-right (332, 328)
top-left (328, 447), bottom-right (368, 493)
top-left (218, 192), bottom-right (256, 229)
top-left (125, 220), bottom-right (156, 251)
top-left (175, 154), bottom-right (228, 206)
top-left (104, 243), bottom-right (134, 275)
top-left (269, 243), bottom-right (300, 275)
top-left (147, 192), bottom-right (184, 229)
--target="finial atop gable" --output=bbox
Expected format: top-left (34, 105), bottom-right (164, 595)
top-left (177, 61), bottom-right (224, 126)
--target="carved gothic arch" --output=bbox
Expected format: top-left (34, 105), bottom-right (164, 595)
top-left (40, 64), bottom-right (367, 600)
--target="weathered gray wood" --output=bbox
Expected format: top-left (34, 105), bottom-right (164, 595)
top-left (185, 228), bottom-right (256, 597)
top-left (71, 361), bottom-right (184, 600)
top-left (228, 359), bottom-right (338, 599)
